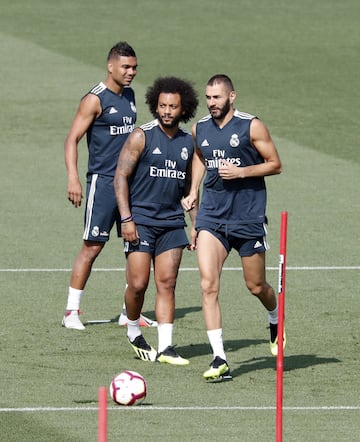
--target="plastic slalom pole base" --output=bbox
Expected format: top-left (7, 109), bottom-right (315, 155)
top-left (98, 386), bottom-right (108, 442)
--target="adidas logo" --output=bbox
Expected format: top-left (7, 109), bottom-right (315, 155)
top-left (152, 147), bottom-right (162, 154)
top-left (109, 107), bottom-right (118, 114)
top-left (201, 139), bottom-right (209, 147)
top-left (134, 348), bottom-right (153, 361)
top-left (254, 241), bottom-right (263, 248)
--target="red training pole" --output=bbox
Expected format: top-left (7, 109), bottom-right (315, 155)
top-left (276, 211), bottom-right (288, 442)
top-left (98, 386), bottom-right (108, 442)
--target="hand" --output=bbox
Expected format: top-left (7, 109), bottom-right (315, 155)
top-left (182, 194), bottom-right (197, 211)
top-left (67, 178), bottom-right (83, 207)
top-left (187, 227), bottom-right (197, 251)
top-left (218, 160), bottom-right (243, 180)
top-left (121, 221), bottom-right (139, 244)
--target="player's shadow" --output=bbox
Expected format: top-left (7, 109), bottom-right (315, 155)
top-left (177, 338), bottom-right (268, 360)
top-left (230, 354), bottom-right (341, 378)
top-left (175, 306), bottom-right (202, 319)
top-left (177, 339), bottom-right (341, 379)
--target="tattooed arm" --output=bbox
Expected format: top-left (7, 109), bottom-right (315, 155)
top-left (114, 127), bottom-right (145, 243)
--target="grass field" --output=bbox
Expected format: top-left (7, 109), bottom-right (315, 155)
top-left (1, 0), bottom-right (359, 440)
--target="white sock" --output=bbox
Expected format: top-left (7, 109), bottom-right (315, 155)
top-left (66, 287), bottom-right (83, 311)
top-left (127, 319), bottom-right (141, 342)
top-left (207, 329), bottom-right (226, 360)
top-left (268, 305), bottom-right (278, 325)
top-left (157, 323), bottom-right (173, 353)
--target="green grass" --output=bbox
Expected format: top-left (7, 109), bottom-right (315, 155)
top-left (1, 0), bottom-right (360, 440)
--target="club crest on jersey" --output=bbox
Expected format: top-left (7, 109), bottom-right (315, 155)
top-left (91, 226), bottom-right (99, 237)
top-left (229, 134), bottom-right (240, 148)
top-left (181, 147), bottom-right (189, 161)
top-left (130, 102), bottom-right (136, 113)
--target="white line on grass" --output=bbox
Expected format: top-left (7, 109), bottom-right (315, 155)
top-left (1, 405), bottom-right (359, 412)
top-left (0, 266), bottom-right (359, 272)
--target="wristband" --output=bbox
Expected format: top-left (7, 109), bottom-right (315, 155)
top-left (121, 215), bottom-right (133, 223)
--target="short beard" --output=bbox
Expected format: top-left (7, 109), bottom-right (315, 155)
top-left (156, 113), bottom-right (181, 128)
top-left (210, 99), bottom-right (231, 120)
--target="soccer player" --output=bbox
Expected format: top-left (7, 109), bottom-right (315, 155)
top-left (62, 41), bottom-right (155, 330)
top-left (114, 76), bottom-right (198, 364)
top-left (182, 74), bottom-right (283, 380)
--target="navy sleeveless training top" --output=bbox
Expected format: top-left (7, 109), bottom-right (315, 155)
top-left (195, 110), bottom-right (267, 225)
top-left (86, 82), bottom-right (136, 177)
top-left (129, 120), bottom-right (194, 227)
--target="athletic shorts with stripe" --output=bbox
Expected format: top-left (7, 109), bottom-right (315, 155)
top-left (124, 225), bottom-right (189, 257)
top-left (83, 174), bottom-right (120, 242)
top-left (196, 221), bottom-right (270, 257)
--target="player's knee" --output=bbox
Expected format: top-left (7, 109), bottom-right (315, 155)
top-left (127, 276), bottom-right (148, 295)
top-left (157, 275), bottom-right (176, 293)
top-left (82, 241), bottom-right (104, 261)
top-left (200, 278), bottom-right (219, 297)
top-left (246, 282), bottom-right (265, 298)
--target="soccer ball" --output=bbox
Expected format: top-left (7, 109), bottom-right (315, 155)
top-left (109, 370), bottom-right (147, 406)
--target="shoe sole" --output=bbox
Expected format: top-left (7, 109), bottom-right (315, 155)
top-left (61, 319), bottom-right (85, 331)
top-left (62, 325), bottom-right (85, 330)
top-left (139, 316), bottom-right (158, 327)
top-left (203, 363), bottom-right (231, 380)
top-left (205, 371), bottom-right (233, 383)
top-left (156, 355), bottom-right (189, 365)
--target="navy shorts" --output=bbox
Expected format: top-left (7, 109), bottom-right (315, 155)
top-left (197, 221), bottom-right (269, 257)
top-left (124, 225), bottom-right (189, 257)
top-left (83, 174), bottom-right (120, 242)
